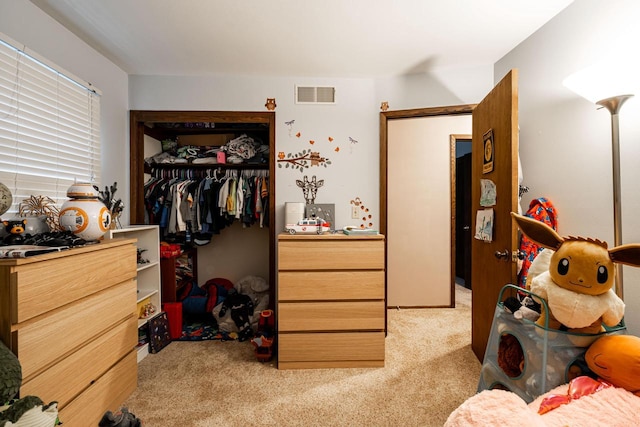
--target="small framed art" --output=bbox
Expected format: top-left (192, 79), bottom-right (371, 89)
top-left (482, 129), bottom-right (494, 174)
top-left (305, 203), bottom-right (335, 231)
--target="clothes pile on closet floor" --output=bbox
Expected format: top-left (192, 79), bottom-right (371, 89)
top-left (177, 275), bottom-right (270, 342)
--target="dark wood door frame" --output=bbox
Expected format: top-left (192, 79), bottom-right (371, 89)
top-left (380, 105), bottom-right (476, 309)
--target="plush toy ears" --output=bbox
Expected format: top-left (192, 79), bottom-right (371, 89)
top-left (512, 212), bottom-right (640, 268)
top-left (610, 244), bottom-right (640, 268)
top-left (511, 212), bottom-right (563, 250)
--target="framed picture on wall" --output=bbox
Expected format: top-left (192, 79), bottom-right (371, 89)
top-left (305, 203), bottom-right (335, 231)
top-left (483, 129), bottom-right (494, 174)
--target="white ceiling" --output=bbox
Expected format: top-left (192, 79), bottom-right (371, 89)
top-left (30, 0), bottom-right (574, 78)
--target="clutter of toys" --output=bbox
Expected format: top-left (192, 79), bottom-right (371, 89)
top-left (477, 212), bottom-right (640, 404)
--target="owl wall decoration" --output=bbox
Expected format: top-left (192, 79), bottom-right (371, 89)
top-left (265, 98), bottom-right (277, 111)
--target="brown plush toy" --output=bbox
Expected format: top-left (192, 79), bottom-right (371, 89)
top-left (511, 213), bottom-right (640, 335)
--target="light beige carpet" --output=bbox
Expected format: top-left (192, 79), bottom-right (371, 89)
top-left (123, 286), bottom-right (480, 427)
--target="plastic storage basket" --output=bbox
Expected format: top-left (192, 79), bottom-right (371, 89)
top-left (477, 284), bottom-right (626, 402)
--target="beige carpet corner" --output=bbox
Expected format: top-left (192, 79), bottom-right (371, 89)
top-left (123, 286), bottom-right (480, 426)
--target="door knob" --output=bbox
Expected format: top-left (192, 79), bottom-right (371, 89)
top-left (494, 249), bottom-right (510, 260)
top-left (463, 226), bottom-right (470, 230)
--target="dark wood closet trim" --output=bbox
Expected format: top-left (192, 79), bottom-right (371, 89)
top-left (129, 110), bottom-right (276, 306)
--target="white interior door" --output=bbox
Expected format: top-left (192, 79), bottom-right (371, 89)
top-left (387, 114), bottom-right (472, 307)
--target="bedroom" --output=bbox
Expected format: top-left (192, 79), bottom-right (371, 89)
top-left (1, 0), bottom-right (640, 425)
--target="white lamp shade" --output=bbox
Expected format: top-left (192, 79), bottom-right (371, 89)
top-left (563, 59), bottom-right (639, 103)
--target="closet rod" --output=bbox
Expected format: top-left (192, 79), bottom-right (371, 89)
top-left (150, 167), bottom-right (269, 180)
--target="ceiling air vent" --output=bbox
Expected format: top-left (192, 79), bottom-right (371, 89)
top-left (295, 85), bottom-right (336, 104)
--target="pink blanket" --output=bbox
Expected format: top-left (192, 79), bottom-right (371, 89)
top-left (445, 384), bottom-right (640, 427)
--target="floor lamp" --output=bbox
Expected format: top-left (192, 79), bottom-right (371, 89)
top-left (597, 94), bottom-right (633, 300)
top-left (564, 64), bottom-right (635, 300)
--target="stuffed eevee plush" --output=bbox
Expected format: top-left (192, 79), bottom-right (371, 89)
top-left (511, 212), bottom-right (640, 335)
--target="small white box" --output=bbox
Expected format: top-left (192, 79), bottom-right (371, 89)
top-left (285, 202), bottom-right (305, 225)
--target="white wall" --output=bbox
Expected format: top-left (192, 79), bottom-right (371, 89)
top-left (376, 64), bottom-right (494, 109)
top-left (497, 0), bottom-right (640, 335)
top-left (0, 0), bottom-right (130, 221)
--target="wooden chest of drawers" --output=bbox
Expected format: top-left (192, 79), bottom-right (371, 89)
top-left (277, 233), bottom-right (385, 369)
top-left (0, 239), bottom-right (138, 425)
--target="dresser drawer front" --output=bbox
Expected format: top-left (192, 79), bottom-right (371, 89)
top-left (278, 332), bottom-right (385, 362)
top-left (58, 350), bottom-right (137, 427)
top-left (278, 271), bottom-right (384, 301)
top-left (278, 301), bottom-right (385, 331)
top-left (13, 244), bottom-right (136, 323)
top-left (16, 280), bottom-right (136, 380)
top-left (278, 239), bottom-right (384, 270)
top-left (20, 315), bottom-right (137, 407)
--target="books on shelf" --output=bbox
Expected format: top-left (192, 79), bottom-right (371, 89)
top-left (343, 227), bottom-right (379, 236)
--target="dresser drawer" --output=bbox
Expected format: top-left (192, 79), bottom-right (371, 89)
top-left (278, 301), bottom-right (385, 331)
top-left (58, 350), bottom-right (137, 426)
top-left (278, 239), bottom-right (384, 270)
top-left (278, 271), bottom-right (384, 301)
top-left (11, 244), bottom-right (136, 323)
top-left (278, 332), bottom-right (385, 365)
top-left (15, 279), bottom-right (136, 380)
top-left (20, 315), bottom-right (137, 408)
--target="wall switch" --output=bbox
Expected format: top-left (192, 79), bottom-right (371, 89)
top-left (351, 206), bottom-right (359, 219)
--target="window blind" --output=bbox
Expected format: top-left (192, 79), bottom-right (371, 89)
top-left (0, 32), bottom-right (101, 215)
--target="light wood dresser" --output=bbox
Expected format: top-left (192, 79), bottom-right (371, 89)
top-left (277, 233), bottom-right (385, 369)
top-left (0, 238), bottom-right (138, 425)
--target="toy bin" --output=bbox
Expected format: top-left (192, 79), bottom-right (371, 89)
top-left (477, 284), bottom-right (626, 403)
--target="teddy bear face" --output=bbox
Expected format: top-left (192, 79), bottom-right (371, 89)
top-left (549, 240), bottom-right (614, 296)
top-left (3, 219), bottom-right (26, 235)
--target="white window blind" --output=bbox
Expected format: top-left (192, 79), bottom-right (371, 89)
top-left (0, 32), bottom-right (101, 215)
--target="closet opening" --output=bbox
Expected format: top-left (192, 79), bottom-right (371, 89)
top-left (129, 110), bottom-right (276, 342)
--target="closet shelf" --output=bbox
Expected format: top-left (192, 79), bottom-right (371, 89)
top-left (138, 309), bottom-right (162, 329)
top-left (137, 288), bottom-right (159, 304)
top-left (137, 261), bottom-right (158, 273)
top-left (151, 122), bottom-right (269, 134)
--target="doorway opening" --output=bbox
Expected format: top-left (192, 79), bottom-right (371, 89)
top-left (380, 105), bottom-right (475, 309)
top-left (451, 135), bottom-right (472, 292)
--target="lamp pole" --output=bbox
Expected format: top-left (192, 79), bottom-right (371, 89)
top-left (596, 94), bottom-right (633, 300)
